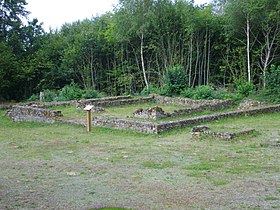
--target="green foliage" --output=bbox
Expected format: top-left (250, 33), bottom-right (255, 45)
top-left (262, 65), bottom-right (280, 103)
top-left (1, 0), bottom-right (280, 102)
top-left (192, 85), bottom-right (215, 100)
top-left (27, 94), bottom-right (39, 102)
top-left (43, 89), bottom-right (59, 102)
top-left (140, 85), bottom-right (163, 96)
top-left (32, 84), bottom-right (102, 102)
top-left (57, 82), bottom-right (84, 101)
top-left (165, 66), bottom-right (188, 96)
top-left (82, 89), bottom-right (101, 99)
top-left (180, 85), bottom-right (242, 103)
top-left (181, 85), bottom-right (219, 100)
top-left (236, 80), bottom-right (255, 97)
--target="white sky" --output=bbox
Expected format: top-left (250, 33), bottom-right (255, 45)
top-left (25, 0), bottom-right (210, 31)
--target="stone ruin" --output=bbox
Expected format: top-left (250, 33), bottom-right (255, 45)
top-left (133, 106), bottom-right (167, 120)
top-left (261, 138), bottom-right (280, 148)
top-left (76, 95), bottom-right (153, 109)
top-left (191, 125), bottom-right (256, 140)
top-left (6, 105), bottom-right (63, 123)
top-left (238, 99), bottom-right (263, 110)
top-left (91, 106), bottom-right (105, 113)
top-left (4, 94), bottom-right (280, 134)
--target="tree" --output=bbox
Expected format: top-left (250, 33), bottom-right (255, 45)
top-left (0, 0), bottom-right (45, 100)
top-left (224, 0), bottom-right (262, 83)
top-left (114, 0), bottom-right (155, 89)
top-left (256, 0), bottom-right (280, 88)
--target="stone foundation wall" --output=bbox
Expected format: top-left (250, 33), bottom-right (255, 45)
top-left (76, 96), bottom-right (154, 109)
top-left (154, 95), bottom-right (232, 108)
top-left (92, 117), bottom-right (158, 134)
top-left (29, 101), bottom-right (76, 108)
top-left (0, 101), bottom-right (76, 110)
top-left (6, 106), bottom-right (63, 123)
top-left (92, 104), bottom-right (280, 134)
top-left (133, 106), bottom-right (167, 120)
top-left (157, 104), bottom-right (280, 132)
top-left (191, 126), bottom-right (255, 139)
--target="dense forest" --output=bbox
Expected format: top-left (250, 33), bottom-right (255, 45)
top-left (1, 0), bottom-right (280, 102)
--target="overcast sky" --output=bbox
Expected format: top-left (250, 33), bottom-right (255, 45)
top-left (25, 0), bottom-right (210, 31)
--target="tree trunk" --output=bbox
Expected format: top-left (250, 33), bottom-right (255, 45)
top-left (140, 33), bottom-right (149, 89)
top-left (192, 39), bottom-right (200, 88)
top-left (90, 48), bottom-right (95, 90)
top-left (188, 36), bottom-right (193, 87)
top-left (207, 31), bottom-right (211, 85)
top-left (246, 18), bottom-right (251, 82)
top-left (259, 23), bottom-right (279, 88)
top-left (203, 28), bottom-right (208, 85)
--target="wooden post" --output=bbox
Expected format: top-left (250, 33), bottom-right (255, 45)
top-left (86, 110), bottom-right (92, 132)
top-left (84, 105), bottom-right (94, 132)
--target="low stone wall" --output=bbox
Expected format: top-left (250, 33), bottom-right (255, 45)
top-left (0, 103), bottom-right (14, 110)
top-left (204, 129), bottom-right (255, 139)
top-left (133, 106), bottom-right (167, 120)
top-left (76, 96), bottom-right (131, 109)
top-left (92, 104), bottom-right (280, 134)
top-left (28, 101), bottom-right (76, 108)
top-left (76, 96), bottom-right (154, 109)
top-left (6, 106), bottom-right (63, 123)
top-left (92, 117), bottom-right (157, 134)
top-left (154, 95), bottom-right (232, 108)
top-left (0, 101), bottom-right (76, 110)
top-left (191, 126), bottom-right (255, 139)
top-left (157, 104), bottom-right (280, 133)
top-left (169, 103), bottom-right (228, 116)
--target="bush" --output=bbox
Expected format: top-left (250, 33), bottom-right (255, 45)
top-left (263, 65), bottom-right (280, 103)
top-left (82, 89), bottom-right (100, 99)
top-left (192, 85), bottom-right (214, 100)
top-left (180, 88), bottom-right (194, 98)
top-left (28, 84), bottom-right (103, 102)
top-left (165, 65), bottom-right (188, 96)
top-left (57, 82), bottom-right (83, 101)
top-left (27, 93), bottom-right (39, 102)
top-left (42, 89), bottom-right (58, 102)
top-left (140, 85), bottom-right (163, 96)
top-left (180, 85), bottom-right (241, 103)
top-left (180, 85), bottom-right (215, 100)
top-left (236, 80), bottom-right (255, 97)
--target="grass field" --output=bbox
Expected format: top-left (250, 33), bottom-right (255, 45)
top-left (51, 103), bottom-right (235, 123)
top-left (0, 109), bottom-right (280, 209)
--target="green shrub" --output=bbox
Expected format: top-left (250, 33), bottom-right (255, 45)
top-left (180, 85), bottom-right (215, 100)
top-left (165, 65), bottom-right (188, 96)
top-left (180, 85), bottom-right (242, 103)
top-left (180, 88), bottom-right (194, 98)
top-left (43, 89), bottom-right (59, 102)
top-left (82, 89), bottom-right (100, 99)
top-left (140, 85), bottom-right (163, 96)
top-left (236, 80), bottom-right (255, 97)
top-left (27, 93), bottom-right (39, 102)
top-left (261, 65), bottom-right (280, 103)
top-left (192, 85), bottom-right (214, 100)
top-left (57, 82), bottom-right (83, 101)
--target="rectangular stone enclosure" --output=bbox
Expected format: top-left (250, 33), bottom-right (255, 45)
top-left (5, 95), bottom-right (280, 134)
top-left (6, 106), bottom-right (63, 123)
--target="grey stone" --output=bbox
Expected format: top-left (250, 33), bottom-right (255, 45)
top-left (6, 106), bottom-right (63, 123)
top-left (133, 106), bottom-right (166, 120)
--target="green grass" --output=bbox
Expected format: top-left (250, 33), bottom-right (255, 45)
top-left (51, 102), bottom-right (188, 122)
top-left (265, 196), bottom-right (279, 201)
top-left (142, 161), bottom-right (176, 169)
top-left (1, 109), bottom-right (280, 209)
top-left (51, 103), bottom-right (236, 123)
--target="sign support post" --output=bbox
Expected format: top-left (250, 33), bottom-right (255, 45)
top-left (84, 105), bottom-right (94, 132)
